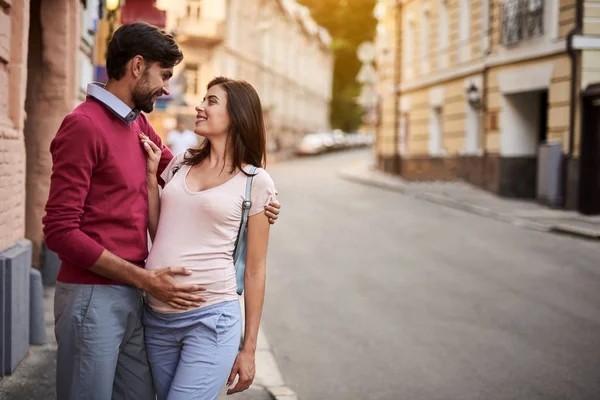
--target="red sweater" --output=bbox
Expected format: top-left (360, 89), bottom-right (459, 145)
top-left (42, 97), bottom-right (174, 284)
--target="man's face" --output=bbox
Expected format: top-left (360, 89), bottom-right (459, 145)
top-left (132, 62), bottom-right (173, 113)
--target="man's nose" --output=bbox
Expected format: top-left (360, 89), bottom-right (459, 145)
top-left (162, 84), bottom-right (171, 97)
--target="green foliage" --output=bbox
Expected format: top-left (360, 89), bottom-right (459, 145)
top-left (297, 0), bottom-right (378, 132)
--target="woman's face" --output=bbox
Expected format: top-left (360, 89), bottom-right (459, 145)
top-left (194, 84), bottom-right (230, 138)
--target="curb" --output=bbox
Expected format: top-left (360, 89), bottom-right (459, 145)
top-left (338, 168), bottom-right (600, 241)
top-left (253, 327), bottom-right (298, 400)
top-left (549, 225), bottom-right (600, 241)
top-left (267, 386), bottom-right (298, 400)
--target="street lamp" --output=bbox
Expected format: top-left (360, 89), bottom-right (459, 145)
top-left (466, 83), bottom-right (482, 110)
top-left (106, 0), bottom-right (121, 59)
top-left (106, 0), bottom-right (120, 12)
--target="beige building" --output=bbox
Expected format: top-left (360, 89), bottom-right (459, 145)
top-left (156, 0), bottom-right (334, 152)
top-left (375, 0), bottom-right (600, 213)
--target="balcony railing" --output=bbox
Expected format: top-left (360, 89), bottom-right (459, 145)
top-left (501, 0), bottom-right (544, 46)
top-left (176, 17), bottom-right (226, 45)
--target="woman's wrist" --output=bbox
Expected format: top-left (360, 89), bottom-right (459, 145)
top-left (147, 174), bottom-right (158, 187)
top-left (241, 343), bottom-right (257, 355)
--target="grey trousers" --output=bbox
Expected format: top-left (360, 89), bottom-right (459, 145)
top-left (54, 282), bottom-right (155, 400)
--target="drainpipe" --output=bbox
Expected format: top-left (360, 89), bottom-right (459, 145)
top-left (480, 0), bottom-right (492, 156)
top-left (394, 2), bottom-right (402, 174)
top-left (566, 0), bottom-right (584, 157)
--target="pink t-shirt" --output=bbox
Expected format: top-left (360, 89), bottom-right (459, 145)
top-left (145, 153), bottom-right (276, 313)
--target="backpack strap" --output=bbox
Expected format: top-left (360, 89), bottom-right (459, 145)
top-left (240, 166), bottom-right (257, 226)
top-left (233, 166), bottom-right (258, 258)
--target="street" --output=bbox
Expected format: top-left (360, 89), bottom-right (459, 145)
top-left (263, 149), bottom-right (600, 400)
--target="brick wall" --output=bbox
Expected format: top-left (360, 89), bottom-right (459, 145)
top-left (0, 0), bottom-right (29, 253)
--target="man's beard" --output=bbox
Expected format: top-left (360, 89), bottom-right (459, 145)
top-left (132, 78), bottom-right (163, 113)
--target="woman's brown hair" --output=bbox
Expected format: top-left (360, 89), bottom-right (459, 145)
top-left (183, 77), bottom-right (266, 175)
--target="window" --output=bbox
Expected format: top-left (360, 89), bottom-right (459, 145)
top-left (420, 10), bottom-right (430, 74)
top-left (459, 0), bottom-right (471, 62)
top-left (186, 0), bottom-right (202, 19)
top-left (429, 107), bottom-right (444, 156)
top-left (398, 113), bottom-right (410, 155)
top-left (501, 0), bottom-right (544, 45)
top-left (185, 64), bottom-right (199, 95)
top-left (403, 16), bottom-right (414, 80)
top-left (464, 102), bottom-right (481, 154)
top-left (438, 0), bottom-right (449, 69)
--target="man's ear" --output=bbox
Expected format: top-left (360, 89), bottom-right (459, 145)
top-left (131, 55), bottom-right (145, 79)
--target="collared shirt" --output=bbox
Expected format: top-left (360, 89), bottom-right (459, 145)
top-left (86, 82), bottom-right (141, 125)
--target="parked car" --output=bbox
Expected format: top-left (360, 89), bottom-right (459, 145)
top-left (346, 133), bottom-right (363, 148)
top-left (317, 132), bottom-right (335, 151)
top-left (331, 130), bottom-right (348, 149)
top-left (296, 134), bottom-right (327, 155)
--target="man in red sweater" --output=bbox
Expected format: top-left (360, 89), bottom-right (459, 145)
top-left (43, 22), bottom-right (280, 400)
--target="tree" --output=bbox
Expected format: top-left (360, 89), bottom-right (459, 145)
top-left (297, 0), bottom-right (377, 132)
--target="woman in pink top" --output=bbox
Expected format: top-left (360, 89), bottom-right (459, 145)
top-left (139, 77), bottom-right (276, 400)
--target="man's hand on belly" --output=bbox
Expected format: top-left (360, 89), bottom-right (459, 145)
top-left (142, 267), bottom-right (206, 310)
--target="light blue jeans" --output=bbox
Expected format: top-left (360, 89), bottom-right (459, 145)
top-left (54, 283), bottom-right (155, 400)
top-left (142, 300), bottom-right (242, 400)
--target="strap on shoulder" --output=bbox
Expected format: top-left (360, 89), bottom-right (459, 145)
top-left (242, 166), bottom-right (258, 210)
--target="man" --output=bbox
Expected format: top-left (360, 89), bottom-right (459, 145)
top-left (42, 22), bottom-right (280, 400)
top-left (167, 116), bottom-right (199, 155)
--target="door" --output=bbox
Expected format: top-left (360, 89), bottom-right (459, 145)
top-left (579, 88), bottom-right (600, 215)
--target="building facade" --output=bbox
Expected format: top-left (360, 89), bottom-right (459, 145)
top-left (155, 0), bottom-right (334, 152)
top-left (1, 0), bottom-right (100, 374)
top-left (375, 0), bottom-right (600, 213)
top-left (2, 0), bottom-right (100, 269)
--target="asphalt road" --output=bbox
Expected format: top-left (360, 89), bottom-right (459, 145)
top-left (262, 149), bottom-right (600, 400)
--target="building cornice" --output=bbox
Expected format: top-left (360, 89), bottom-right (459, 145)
top-left (397, 39), bottom-right (567, 93)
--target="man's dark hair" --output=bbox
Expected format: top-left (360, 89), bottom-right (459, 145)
top-left (106, 22), bottom-right (183, 80)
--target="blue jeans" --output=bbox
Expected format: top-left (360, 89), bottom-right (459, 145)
top-left (142, 300), bottom-right (242, 400)
top-left (54, 282), bottom-right (155, 400)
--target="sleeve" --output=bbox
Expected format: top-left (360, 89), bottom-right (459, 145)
top-left (42, 113), bottom-right (106, 268)
top-left (159, 151), bottom-right (186, 186)
top-left (140, 114), bottom-right (174, 187)
top-left (249, 168), bottom-right (276, 217)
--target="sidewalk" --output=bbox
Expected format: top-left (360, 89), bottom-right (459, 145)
top-left (0, 287), bottom-right (295, 400)
top-left (339, 162), bottom-right (600, 241)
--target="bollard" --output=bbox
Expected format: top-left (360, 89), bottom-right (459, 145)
top-left (41, 243), bottom-right (61, 286)
top-left (0, 240), bottom-right (32, 376)
top-left (30, 268), bottom-right (47, 345)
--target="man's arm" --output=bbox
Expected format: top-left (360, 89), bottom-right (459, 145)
top-left (43, 113), bottom-right (107, 268)
top-left (90, 251), bottom-right (204, 309)
top-left (42, 114), bottom-right (204, 309)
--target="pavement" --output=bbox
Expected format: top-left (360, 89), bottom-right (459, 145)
top-left (338, 161), bottom-right (600, 241)
top-left (0, 287), bottom-right (295, 400)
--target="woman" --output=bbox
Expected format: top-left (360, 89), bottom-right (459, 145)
top-left (139, 76), bottom-right (276, 399)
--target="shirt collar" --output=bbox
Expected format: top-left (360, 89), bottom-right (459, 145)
top-left (86, 82), bottom-right (141, 125)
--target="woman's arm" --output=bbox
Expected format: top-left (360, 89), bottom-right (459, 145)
top-left (227, 211), bottom-right (270, 395)
top-left (147, 174), bottom-right (160, 242)
top-left (140, 134), bottom-right (162, 242)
